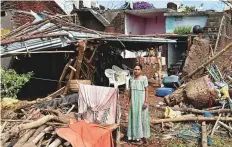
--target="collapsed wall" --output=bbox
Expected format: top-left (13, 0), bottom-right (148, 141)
top-left (182, 37), bottom-right (210, 79)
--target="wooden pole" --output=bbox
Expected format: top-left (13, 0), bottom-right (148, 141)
top-left (218, 121), bottom-right (232, 132)
top-left (151, 116), bottom-right (232, 124)
top-left (69, 65), bottom-right (76, 72)
top-left (13, 20), bottom-right (50, 38)
top-left (75, 40), bottom-right (87, 79)
top-left (1, 33), bottom-right (69, 45)
top-left (181, 42), bottom-right (232, 81)
top-left (214, 15), bottom-right (225, 53)
top-left (150, 105), bottom-right (232, 114)
top-left (1, 22), bottom-right (30, 39)
top-left (4, 51), bottom-right (75, 55)
top-left (58, 59), bottom-right (74, 89)
top-left (202, 121), bottom-right (208, 147)
top-left (63, 40), bottom-right (88, 94)
top-left (63, 60), bottom-right (78, 95)
top-left (210, 103), bottom-right (226, 137)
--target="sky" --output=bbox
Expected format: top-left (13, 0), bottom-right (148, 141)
top-left (97, 0), bottom-right (225, 12)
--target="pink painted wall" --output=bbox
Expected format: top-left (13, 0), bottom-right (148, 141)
top-left (145, 13), bottom-right (165, 34)
top-left (125, 12), bottom-right (165, 35)
top-left (125, 14), bottom-right (145, 35)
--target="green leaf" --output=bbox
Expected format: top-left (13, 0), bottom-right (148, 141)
top-left (1, 67), bottom-right (33, 98)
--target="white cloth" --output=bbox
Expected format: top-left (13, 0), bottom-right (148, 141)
top-left (78, 84), bottom-right (118, 124)
top-left (121, 50), bottom-right (147, 58)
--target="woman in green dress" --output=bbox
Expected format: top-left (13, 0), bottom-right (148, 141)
top-left (127, 63), bottom-right (150, 145)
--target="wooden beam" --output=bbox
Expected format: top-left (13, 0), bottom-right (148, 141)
top-left (63, 60), bottom-right (78, 95)
top-left (58, 59), bottom-right (74, 89)
top-left (1, 33), bottom-right (69, 45)
top-left (151, 116), bottom-right (232, 124)
top-left (69, 65), bottom-right (76, 71)
top-left (202, 121), bottom-right (207, 147)
top-left (218, 121), bottom-right (232, 132)
top-left (181, 42), bottom-right (232, 81)
top-left (75, 40), bottom-right (87, 79)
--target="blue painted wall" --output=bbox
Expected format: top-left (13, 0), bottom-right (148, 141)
top-left (166, 16), bottom-right (208, 33)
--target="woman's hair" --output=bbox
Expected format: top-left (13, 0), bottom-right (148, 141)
top-left (133, 63), bottom-right (143, 70)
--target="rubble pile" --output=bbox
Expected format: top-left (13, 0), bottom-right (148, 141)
top-left (183, 36), bottom-right (210, 79)
top-left (158, 38), bottom-right (232, 146)
top-left (1, 11), bottom-right (232, 146)
top-left (1, 95), bottom-right (79, 147)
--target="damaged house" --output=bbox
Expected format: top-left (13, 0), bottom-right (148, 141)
top-left (1, 1), bottom-right (232, 146)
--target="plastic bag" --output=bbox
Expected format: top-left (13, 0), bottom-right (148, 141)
top-left (164, 107), bottom-right (181, 118)
top-left (220, 85), bottom-right (229, 99)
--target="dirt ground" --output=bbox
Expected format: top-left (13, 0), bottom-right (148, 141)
top-left (118, 86), bottom-right (232, 147)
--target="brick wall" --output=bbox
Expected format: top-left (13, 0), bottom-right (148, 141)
top-left (2, 1), bottom-right (65, 28)
top-left (105, 12), bottom-right (125, 34)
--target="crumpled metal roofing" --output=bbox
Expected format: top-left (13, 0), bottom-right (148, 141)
top-left (1, 14), bottom-right (177, 57)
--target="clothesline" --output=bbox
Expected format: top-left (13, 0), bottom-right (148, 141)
top-left (31, 77), bottom-right (66, 83)
top-left (31, 77), bottom-right (150, 91)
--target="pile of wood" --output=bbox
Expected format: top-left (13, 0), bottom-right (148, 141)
top-left (1, 101), bottom-right (77, 147)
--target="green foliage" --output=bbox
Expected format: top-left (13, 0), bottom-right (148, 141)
top-left (178, 3), bottom-right (204, 12)
top-left (1, 67), bottom-right (33, 99)
top-left (174, 26), bottom-right (192, 35)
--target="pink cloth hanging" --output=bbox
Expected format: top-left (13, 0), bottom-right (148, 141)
top-left (78, 84), bottom-right (118, 124)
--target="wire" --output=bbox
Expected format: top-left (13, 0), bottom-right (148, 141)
top-left (31, 77), bottom-right (67, 83)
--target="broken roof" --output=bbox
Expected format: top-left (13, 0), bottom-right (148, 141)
top-left (1, 14), bottom-right (177, 57)
top-left (71, 8), bottom-right (110, 27)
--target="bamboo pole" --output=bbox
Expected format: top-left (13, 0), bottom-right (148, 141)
top-left (58, 59), bottom-right (74, 89)
top-left (181, 42), bottom-right (232, 81)
top-left (210, 103), bottom-right (225, 137)
top-left (28, 25), bottom-right (59, 36)
top-left (89, 47), bottom-right (98, 62)
top-left (214, 15), bottom-right (225, 53)
top-left (4, 51), bottom-right (75, 56)
top-left (1, 22), bottom-right (30, 39)
top-left (13, 20), bottom-right (50, 38)
top-left (201, 121), bottom-right (207, 147)
top-left (151, 116), bottom-right (232, 124)
top-left (218, 121), bottom-right (232, 132)
top-left (1, 33), bottom-right (69, 45)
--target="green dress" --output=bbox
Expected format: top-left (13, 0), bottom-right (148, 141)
top-left (127, 76), bottom-right (150, 140)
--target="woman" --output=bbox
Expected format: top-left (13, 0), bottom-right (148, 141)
top-left (127, 63), bottom-right (150, 145)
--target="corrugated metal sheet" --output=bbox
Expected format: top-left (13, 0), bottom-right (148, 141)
top-left (1, 20), bottom-right (176, 57)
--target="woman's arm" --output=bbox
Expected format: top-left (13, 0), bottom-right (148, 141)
top-left (143, 76), bottom-right (149, 110)
top-left (145, 87), bottom-right (148, 103)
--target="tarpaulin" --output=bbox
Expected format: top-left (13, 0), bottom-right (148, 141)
top-left (56, 120), bottom-right (114, 147)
